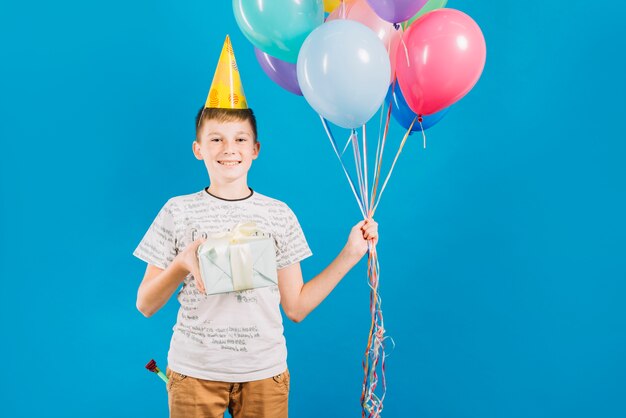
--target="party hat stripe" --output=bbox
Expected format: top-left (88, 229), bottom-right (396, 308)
top-left (207, 89), bottom-right (219, 108)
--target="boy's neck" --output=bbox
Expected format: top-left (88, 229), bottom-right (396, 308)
top-left (207, 183), bottom-right (252, 200)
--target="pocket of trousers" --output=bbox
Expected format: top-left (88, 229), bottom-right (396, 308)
top-left (272, 369), bottom-right (290, 394)
top-left (166, 367), bottom-right (188, 393)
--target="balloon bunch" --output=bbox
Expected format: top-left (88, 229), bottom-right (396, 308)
top-left (233, 1), bottom-right (486, 416)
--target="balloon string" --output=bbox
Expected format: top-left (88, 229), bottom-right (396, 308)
top-left (370, 93), bottom-right (394, 212)
top-left (418, 115), bottom-right (427, 148)
top-left (350, 127), bottom-right (368, 216)
top-left (361, 242), bottom-right (388, 418)
top-left (320, 116), bottom-right (366, 217)
top-left (319, 113), bottom-right (395, 418)
top-left (341, 132), bottom-right (352, 156)
top-left (371, 102), bottom-right (386, 211)
top-left (362, 124), bottom-right (370, 216)
top-left (345, 128), bottom-right (388, 418)
top-left (351, 129), bottom-right (367, 215)
top-left (373, 115), bottom-right (417, 213)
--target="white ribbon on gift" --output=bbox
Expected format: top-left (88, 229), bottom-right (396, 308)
top-left (203, 222), bottom-right (259, 291)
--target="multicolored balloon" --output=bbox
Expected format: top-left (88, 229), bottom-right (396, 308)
top-left (396, 8), bottom-right (486, 115)
top-left (323, 0), bottom-right (342, 13)
top-left (406, 0), bottom-right (447, 25)
top-left (297, 20), bottom-right (391, 129)
top-left (366, 0), bottom-right (428, 23)
top-left (233, 0), bottom-right (324, 63)
top-left (385, 84), bottom-right (449, 132)
top-left (327, 0), bottom-right (403, 83)
top-left (254, 48), bottom-right (302, 96)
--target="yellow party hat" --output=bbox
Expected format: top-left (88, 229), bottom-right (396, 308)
top-left (205, 35), bottom-right (248, 109)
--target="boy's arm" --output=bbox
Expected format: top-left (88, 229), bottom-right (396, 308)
top-left (278, 219), bottom-right (378, 323)
top-left (136, 238), bottom-right (206, 317)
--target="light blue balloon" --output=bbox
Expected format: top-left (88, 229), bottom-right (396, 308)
top-left (297, 20), bottom-right (391, 129)
top-left (233, 0), bottom-right (324, 63)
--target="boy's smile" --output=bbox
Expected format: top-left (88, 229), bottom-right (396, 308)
top-left (217, 160), bottom-right (241, 166)
top-left (193, 119), bottom-right (260, 187)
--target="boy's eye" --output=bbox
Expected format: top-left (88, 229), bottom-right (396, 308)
top-left (236, 138), bottom-right (247, 142)
top-left (210, 138), bottom-right (221, 142)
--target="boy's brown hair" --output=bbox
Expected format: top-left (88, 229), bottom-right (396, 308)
top-left (195, 107), bottom-right (258, 142)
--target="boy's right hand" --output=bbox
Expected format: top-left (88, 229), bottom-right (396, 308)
top-left (174, 238), bottom-right (207, 294)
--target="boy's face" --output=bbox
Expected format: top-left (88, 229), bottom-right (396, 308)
top-left (193, 118), bottom-right (260, 184)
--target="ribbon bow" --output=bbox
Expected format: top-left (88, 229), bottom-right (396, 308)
top-left (199, 222), bottom-right (260, 291)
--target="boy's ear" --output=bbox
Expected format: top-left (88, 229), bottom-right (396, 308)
top-left (192, 140), bottom-right (203, 160)
top-left (252, 141), bottom-right (260, 159)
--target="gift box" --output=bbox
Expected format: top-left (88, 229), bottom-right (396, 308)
top-left (196, 222), bottom-right (278, 295)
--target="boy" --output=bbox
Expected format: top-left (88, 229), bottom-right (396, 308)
top-left (134, 36), bottom-right (378, 418)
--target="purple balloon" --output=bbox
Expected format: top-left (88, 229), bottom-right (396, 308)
top-left (253, 47), bottom-right (302, 96)
top-left (366, 0), bottom-right (428, 23)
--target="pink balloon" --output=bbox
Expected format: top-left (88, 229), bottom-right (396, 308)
top-left (326, 0), bottom-right (355, 20)
top-left (327, 0), bottom-right (403, 83)
top-left (396, 9), bottom-right (486, 115)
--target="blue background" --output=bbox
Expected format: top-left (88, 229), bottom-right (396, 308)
top-left (1, 1), bottom-right (625, 417)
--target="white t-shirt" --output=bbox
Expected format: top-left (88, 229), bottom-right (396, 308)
top-left (133, 188), bottom-right (312, 382)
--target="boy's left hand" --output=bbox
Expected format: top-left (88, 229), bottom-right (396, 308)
top-left (345, 218), bottom-right (379, 259)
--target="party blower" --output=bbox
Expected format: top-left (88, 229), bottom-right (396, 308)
top-left (145, 359), bottom-right (168, 384)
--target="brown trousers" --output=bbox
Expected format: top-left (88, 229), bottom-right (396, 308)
top-left (166, 367), bottom-right (290, 418)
